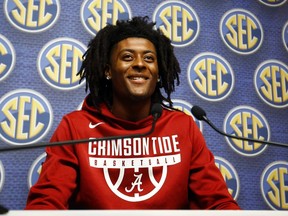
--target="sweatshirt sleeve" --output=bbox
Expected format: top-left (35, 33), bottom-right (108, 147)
top-left (188, 118), bottom-right (241, 210)
top-left (25, 116), bottom-right (79, 209)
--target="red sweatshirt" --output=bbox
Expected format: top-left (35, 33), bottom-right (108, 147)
top-left (25, 97), bottom-right (240, 210)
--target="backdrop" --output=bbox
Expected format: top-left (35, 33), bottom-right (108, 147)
top-left (0, 0), bottom-right (287, 211)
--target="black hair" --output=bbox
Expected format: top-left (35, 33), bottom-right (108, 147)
top-left (77, 16), bottom-right (181, 109)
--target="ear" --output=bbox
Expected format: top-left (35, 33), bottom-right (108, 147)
top-left (105, 65), bottom-right (112, 79)
top-left (157, 74), bottom-right (160, 82)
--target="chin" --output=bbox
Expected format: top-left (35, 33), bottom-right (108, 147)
top-left (129, 93), bottom-right (151, 102)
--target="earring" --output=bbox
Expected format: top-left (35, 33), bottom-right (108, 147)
top-left (106, 76), bottom-right (111, 80)
top-left (157, 78), bottom-right (160, 82)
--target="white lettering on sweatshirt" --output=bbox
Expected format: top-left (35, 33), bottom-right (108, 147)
top-left (88, 135), bottom-right (180, 156)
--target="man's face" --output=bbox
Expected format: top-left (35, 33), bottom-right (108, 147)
top-left (106, 37), bottom-right (159, 103)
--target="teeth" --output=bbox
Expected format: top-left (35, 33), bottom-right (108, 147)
top-left (131, 77), bottom-right (145, 80)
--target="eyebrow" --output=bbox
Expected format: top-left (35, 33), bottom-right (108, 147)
top-left (120, 48), bottom-right (156, 55)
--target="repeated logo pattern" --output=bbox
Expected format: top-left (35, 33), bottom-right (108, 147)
top-left (0, 0), bottom-right (287, 210)
top-left (0, 89), bottom-right (53, 145)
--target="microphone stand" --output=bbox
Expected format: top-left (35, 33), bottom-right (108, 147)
top-left (191, 106), bottom-right (288, 148)
top-left (0, 112), bottom-right (160, 153)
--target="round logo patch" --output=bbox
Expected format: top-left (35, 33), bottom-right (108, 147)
top-left (28, 152), bottom-right (47, 188)
top-left (261, 161), bottom-right (288, 210)
top-left (0, 34), bottom-right (16, 82)
top-left (37, 37), bottom-right (87, 90)
top-left (220, 9), bottom-right (263, 55)
top-left (282, 21), bottom-right (288, 52)
top-left (0, 89), bottom-right (53, 145)
top-left (0, 161), bottom-right (5, 193)
top-left (215, 156), bottom-right (240, 200)
top-left (254, 60), bottom-right (288, 108)
top-left (169, 99), bottom-right (203, 132)
top-left (223, 105), bottom-right (270, 156)
top-left (258, 0), bottom-right (287, 7)
top-left (153, 0), bottom-right (200, 47)
top-left (4, 0), bottom-right (60, 33)
top-left (187, 52), bottom-right (234, 102)
top-left (80, 0), bottom-right (132, 35)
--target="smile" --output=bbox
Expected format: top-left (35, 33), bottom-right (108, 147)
top-left (129, 76), bottom-right (148, 80)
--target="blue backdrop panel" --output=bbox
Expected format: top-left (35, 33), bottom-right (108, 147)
top-left (0, 0), bottom-right (287, 210)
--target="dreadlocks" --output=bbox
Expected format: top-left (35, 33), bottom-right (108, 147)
top-left (77, 16), bottom-right (181, 110)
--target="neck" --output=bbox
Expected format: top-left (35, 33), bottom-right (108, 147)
top-left (111, 99), bottom-right (152, 122)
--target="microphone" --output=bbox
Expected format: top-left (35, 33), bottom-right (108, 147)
top-left (0, 205), bottom-right (8, 214)
top-left (0, 103), bottom-right (163, 152)
top-left (191, 105), bottom-right (288, 148)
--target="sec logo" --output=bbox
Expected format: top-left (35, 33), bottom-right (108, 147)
top-left (215, 156), bottom-right (240, 200)
top-left (254, 60), bottom-right (288, 108)
top-left (187, 52), bottom-right (234, 102)
top-left (37, 37), bottom-right (87, 90)
top-left (220, 9), bottom-right (263, 55)
top-left (258, 0), bottom-right (287, 7)
top-left (0, 89), bottom-right (53, 145)
top-left (4, 0), bottom-right (60, 33)
top-left (153, 0), bottom-right (200, 47)
top-left (223, 105), bottom-right (270, 157)
top-left (0, 34), bottom-right (16, 82)
top-left (261, 161), bottom-right (288, 210)
top-left (283, 21), bottom-right (288, 52)
top-left (27, 152), bottom-right (47, 188)
top-left (0, 161), bottom-right (5, 193)
top-left (168, 99), bottom-right (203, 132)
top-left (80, 0), bottom-right (131, 36)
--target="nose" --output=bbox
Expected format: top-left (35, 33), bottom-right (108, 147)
top-left (132, 56), bottom-right (146, 71)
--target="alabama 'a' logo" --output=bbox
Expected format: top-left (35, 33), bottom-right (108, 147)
top-left (153, 0), bottom-right (200, 47)
top-left (88, 136), bottom-right (181, 201)
top-left (0, 89), bottom-right (53, 145)
top-left (80, 0), bottom-right (131, 35)
top-left (261, 161), bottom-right (288, 210)
top-left (4, 0), bottom-right (60, 33)
top-left (223, 105), bottom-right (270, 157)
top-left (220, 9), bottom-right (263, 55)
top-left (254, 60), bottom-right (288, 108)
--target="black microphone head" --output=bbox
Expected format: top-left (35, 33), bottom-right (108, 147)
top-left (191, 105), bottom-right (206, 121)
top-left (151, 103), bottom-right (163, 119)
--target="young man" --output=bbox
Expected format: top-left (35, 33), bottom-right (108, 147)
top-left (25, 16), bottom-right (240, 210)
